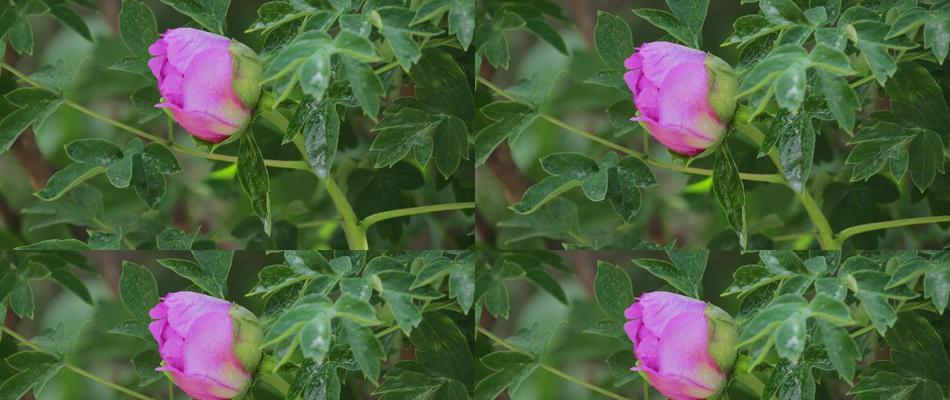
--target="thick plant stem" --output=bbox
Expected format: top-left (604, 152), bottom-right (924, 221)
top-left (475, 76), bottom-right (784, 184)
top-left (0, 326), bottom-right (156, 400)
top-left (835, 216), bottom-right (950, 246)
top-left (475, 326), bottom-right (630, 400)
top-left (323, 176), bottom-right (369, 250)
top-left (734, 124), bottom-right (839, 250)
top-left (260, 111), bottom-right (369, 250)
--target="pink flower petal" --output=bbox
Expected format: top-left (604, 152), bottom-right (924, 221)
top-left (161, 28), bottom-right (231, 73)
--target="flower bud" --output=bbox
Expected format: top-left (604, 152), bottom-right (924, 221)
top-left (624, 291), bottom-right (737, 400)
top-left (624, 42), bottom-right (738, 156)
top-left (148, 28), bottom-right (263, 143)
top-left (149, 291), bottom-right (263, 400)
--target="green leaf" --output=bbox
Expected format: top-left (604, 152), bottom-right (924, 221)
top-left (9, 17), bottom-right (34, 55)
top-left (738, 295), bottom-right (808, 365)
top-left (848, 21), bottom-right (917, 85)
top-left (410, 49), bottom-right (475, 122)
top-left (908, 130), bottom-right (944, 192)
top-left (923, 5), bottom-right (948, 64)
top-left (131, 350), bottom-right (163, 387)
top-left (606, 156), bottom-right (655, 223)
top-left (449, 262), bottom-right (475, 314)
top-left (845, 120), bottom-right (916, 182)
top-left (475, 352), bottom-right (539, 400)
top-left (632, 9), bottom-right (693, 48)
top-left (509, 176), bottom-right (581, 215)
top-left (759, 0), bottom-right (807, 24)
top-left (375, 7), bottom-right (440, 70)
top-left (65, 139), bottom-right (124, 167)
top-left (0, 88), bottom-right (63, 154)
top-left (15, 239), bottom-right (89, 251)
top-left (411, 0), bottom-right (475, 49)
top-left (769, 111), bottom-right (816, 193)
top-left (474, 101), bottom-right (539, 165)
top-left (157, 254), bottom-right (230, 298)
top-left (924, 260), bottom-right (949, 314)
top-left (884, 62), bottom-right (950, 137)
top-left (119, 261), bottom-right (158, 321)
top-left (432, 116), bottom-right (468, 178)
top-left (816, 70), bottom-right (860, 132)
top-left (342, 319), bottom-right (384, 384)
top-left (132, 143), bottom-right (181, 208)
top-left (665, 0), bottom-right (708, 46)
top-left (808, 293), bottom-right (854, 325)
top-left (807, 43), bottom-right (855, 75)
top-left (247, 1), bottom-right (304, 33)
top-left (594, 261), bottom-right (633, 321)
top-left (46, 1), bottom-right (92, 41)
top-left (341, 56), bottom-right (384, 117)
top-left (594, 11), bottom-right (634, 70)
top-left (738, 45), bottom-right (808, 115)
top-left (44, 260), bottom-right (93, 305)
top-left (375, 271), bottom-right (429, 334)
top-left (713, 144), bottom-right (746, 247)
top-left (370, 108), bottom-right (442, 168)
top-left (0, 352), bottom-right (63, 400)
top-left (30, 59), bottom-right (82, 95)
top-left (130, 86), bottom-right (163, 123)
top-left (722, 265), bottom-right (786, 297)
top-left (156, 228), bottom-right (198, 250)
top-left (238, 132), bottom-right (272, 235)
top-left (119, 0), bottom-right (157, 57)
top-left (87, 231), bottom-right (122, 250)
top-left (540, 152), bottom-right (599, 180)
top-left (847, 271), bottom-right (914, 335)
top-left (410, 313), bottom-right (473, 384)
top-left (332, 293), bottom-right (380, 325)
top-left (884, 312), bottom-right (950, 382)
top-left (331, 31), bottom-right (379, 63)
top-left (159, 0), bottom-right (230, 34)
top-left (722, 15), bottom-right (783, 47)
top-left (816, 320), bottom-right (860, 382)
top-left (33, 163), bottom-right (105, 201)
top-left (633, 253), bottom-right (707, 298)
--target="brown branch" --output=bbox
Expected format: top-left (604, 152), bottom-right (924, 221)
top-left (568, 0), bottom-right (596, 47)
top-left (0, 194), bottom-right (21, 232)
top-left (98, 0), bottom-right (120, 34)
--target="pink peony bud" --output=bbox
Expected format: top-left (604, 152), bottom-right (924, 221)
top-left (624, 42), bottom-right (738, 156)
top-left (148, 28), bottom-right (263, 143)
top-left (624, 291), bottom-right (737, 400)
top-left (149, 291), bottom-right (263, 400)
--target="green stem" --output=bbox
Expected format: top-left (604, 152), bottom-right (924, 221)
top-left (849, 325), bottom-right (875, 338)
top-left (835, 216), bottom-right (950, 246)
top-left (259, 110), bottom-right (369, 250)
top-left (475, 76), bottom-right (784, 184)
top-left (374, 325), bottom-right (400, 338)
top-left (323, 176), bottom-right (369, 250)
top-left (360, 202), bottom-right (474, 230)
top-left (735, 124), bottom-right (838, 250)
top-left (475, 326), bottom-right (630, 400)
top-left (0, 326), bottom-right (156, 400)
top-left (848, 75), bottom-right (876, 88)
top-left (1, 63), bottom-right (310, 171)
top-left (260, 373), bottom-right (291, 396)
top-left (734, 373), bottom-right (765, 396)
